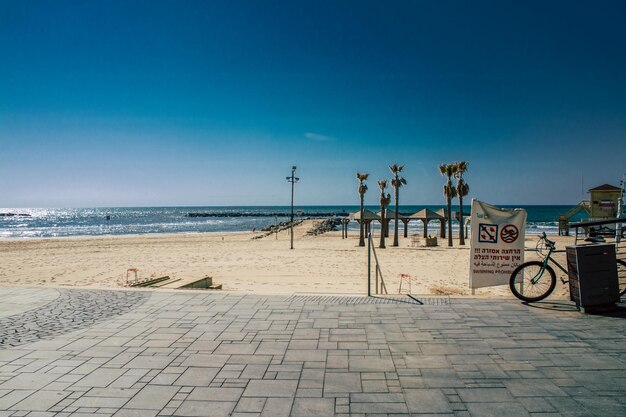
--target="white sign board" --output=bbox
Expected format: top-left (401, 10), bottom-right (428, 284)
top-left (469, 199), bottom-right (527, 289)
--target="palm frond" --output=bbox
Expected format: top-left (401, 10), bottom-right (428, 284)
top-left (443, 184), bottom-right (457, 198)
top-left (390, 164), bottom-right (404, 174)
top-left (457, 182), bottom-right (469, 196)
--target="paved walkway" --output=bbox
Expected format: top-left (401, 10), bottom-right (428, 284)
top-left (0, 287), bottom-right (625, 417)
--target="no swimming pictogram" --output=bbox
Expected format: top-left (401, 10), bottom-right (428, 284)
top-left (500, 224), bottom-right (519, 243)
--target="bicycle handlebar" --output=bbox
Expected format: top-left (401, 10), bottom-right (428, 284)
top-left (540, 232), bottom-right (556, 249)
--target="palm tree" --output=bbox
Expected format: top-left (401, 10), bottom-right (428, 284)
top-left (378, 180), bottom-right (391, 249)
top-left (389, 164), bottom-right (407, 247)
top-left (357, 173), bottom-right (369, 246)
top-left (439, 163), bottom-right (457, 247)
top-left (453, 161), bottom-right (469, 245)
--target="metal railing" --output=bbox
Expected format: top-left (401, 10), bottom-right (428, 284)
top-left (367, 232), bottom-right (388, 296)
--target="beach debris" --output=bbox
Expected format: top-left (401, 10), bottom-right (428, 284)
top-left (126, 268), bottom-right (138, 284)
top-left (127, 276), bottom-right (171, 287)
top-left (179, 276), bottom-right (222, 290)
top-left (398, 273), bottom-right (413, 294)
top-left (306, 218), bottom-right (342, 236)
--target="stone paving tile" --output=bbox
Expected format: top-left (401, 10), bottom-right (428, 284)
top-left (323, 372), bottom-right (361, 394)
top-left (11, 390), bottom-right (69, 411)
top-left (466, 401), bottom-right (531, 417)
top-left (348, 356), bottom-right (395, 372)
top-left (72, 368), bottom-right (127, 388)
top-left (1, 289), bottom-right (626, 416)
top-left (291, 397), bottom-right (334, 417)
top-left (260, 397), bottom-right (292, 417)
top-left (243, 380), bottom-right (298, 398)
top-left (174, 400), bottom-right (236, 417)
top-left (174, 367), bottom-right (219, 386)
top-left (123, 385), bottom-right (178, 410)
top-left (403, 388), bottom-right (453, 413)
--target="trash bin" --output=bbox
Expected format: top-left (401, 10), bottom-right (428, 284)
top-left (566, 244), bottom-right (619, 311)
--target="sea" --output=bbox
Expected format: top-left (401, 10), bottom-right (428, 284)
top-left (0, 205), bottom-right (586, 239)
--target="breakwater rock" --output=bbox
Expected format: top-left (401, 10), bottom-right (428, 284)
top-left (306, 218), bottom-right (342, 236)
top-left (188, 211), bottom-right (348, 218)
top-left (252, 220), bottom-right (304, 240)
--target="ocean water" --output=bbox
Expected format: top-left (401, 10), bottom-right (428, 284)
top-left (0, 205), bottom-right (586, 239)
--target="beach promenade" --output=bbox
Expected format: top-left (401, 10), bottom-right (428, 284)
top-left (0, 287), bottom-right (624, 417)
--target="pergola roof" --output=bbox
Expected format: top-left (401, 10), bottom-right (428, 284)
top-left (350, 209), bottom-right (380, 221)
top-left (409, 208), bottom-right (444, 220)
top-left (376, 211), bottom-right (410, 220)
top-left (589, 183), bottom-right (621, 192)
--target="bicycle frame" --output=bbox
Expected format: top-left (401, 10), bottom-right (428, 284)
top-left (532, 238), bottom-right (568, 285)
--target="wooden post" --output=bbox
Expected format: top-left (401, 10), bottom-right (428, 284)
top-left (423, 219), bottom-right (429, 238)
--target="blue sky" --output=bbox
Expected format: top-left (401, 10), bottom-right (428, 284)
top-left (1, 0), bottom-right (625, 207)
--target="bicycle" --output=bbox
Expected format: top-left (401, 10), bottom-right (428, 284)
top-left (509, 232), bottom-right (626, 302)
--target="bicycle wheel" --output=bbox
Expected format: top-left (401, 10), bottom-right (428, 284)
top-left (509, 261), bottom-right (557, 302)
top-left (617, 259), bottom-right (626, 297)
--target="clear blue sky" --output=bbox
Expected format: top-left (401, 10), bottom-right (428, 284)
top-left (1, 0), bottom-right (625, 207)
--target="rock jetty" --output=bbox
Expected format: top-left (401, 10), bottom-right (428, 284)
top-left (252, 220), bottom-right (304, 240)
top-left (188, 211), bottom-right (347, 218)
top-left (306, 218), bottom-right (342, 236)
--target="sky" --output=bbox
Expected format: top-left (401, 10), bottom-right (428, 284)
top-left (1, 0), bottom-right (625, 207)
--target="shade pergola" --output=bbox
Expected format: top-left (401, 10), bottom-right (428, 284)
top-left (376, 211), bottom-right (412, 238)
top-left (410, 208), bottom-right (445, 238)
top-left (349, 209), bottom-right (381, 237)
top-left (435, 208), bottom-right (447, 238)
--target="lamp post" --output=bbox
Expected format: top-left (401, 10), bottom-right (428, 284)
top-left (286, 166), bottom-right (299, 249)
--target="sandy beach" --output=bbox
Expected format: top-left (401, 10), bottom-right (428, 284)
top-left (0, 219), bottom-right (576, 299)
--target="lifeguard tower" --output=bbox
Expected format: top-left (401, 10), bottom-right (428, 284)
top-left (559, 183), bottom-right (622, 235)
top-left (588, 184), bottom-right (622, 219)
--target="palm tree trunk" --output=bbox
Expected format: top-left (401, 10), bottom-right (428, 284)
top-left (458, 194), bottom-right (465, 245)
top-left (358, 194), bottom-right (365, 246)
top-left (446, 198), bottom-right (453, 247)
top-left (393, 188), bottom-right (399, 246)
top-left (379, 207), bottom-right (386, 248)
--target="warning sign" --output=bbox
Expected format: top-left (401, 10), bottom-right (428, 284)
top-left (469, 200), bottom-right (526, 289)
top-left (500, 224), bottom-right (519, 243)
top-left (478, 224), bottom-right (498, 243)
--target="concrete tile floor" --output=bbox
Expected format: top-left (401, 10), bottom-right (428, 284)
top-left (0, 288), bottom-right (625, 417)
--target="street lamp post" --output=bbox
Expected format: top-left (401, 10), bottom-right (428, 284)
top-left (286, 166), bottom-right (299, 249)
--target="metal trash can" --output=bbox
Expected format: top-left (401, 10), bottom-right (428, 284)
top-left (566, 244), bottom-right (619, 311)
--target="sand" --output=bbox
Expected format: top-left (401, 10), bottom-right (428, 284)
top-left (0, 219), bottom-right (577, 298)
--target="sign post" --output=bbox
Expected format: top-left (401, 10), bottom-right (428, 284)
top-left (469, 199), bottom-right (527, 293)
